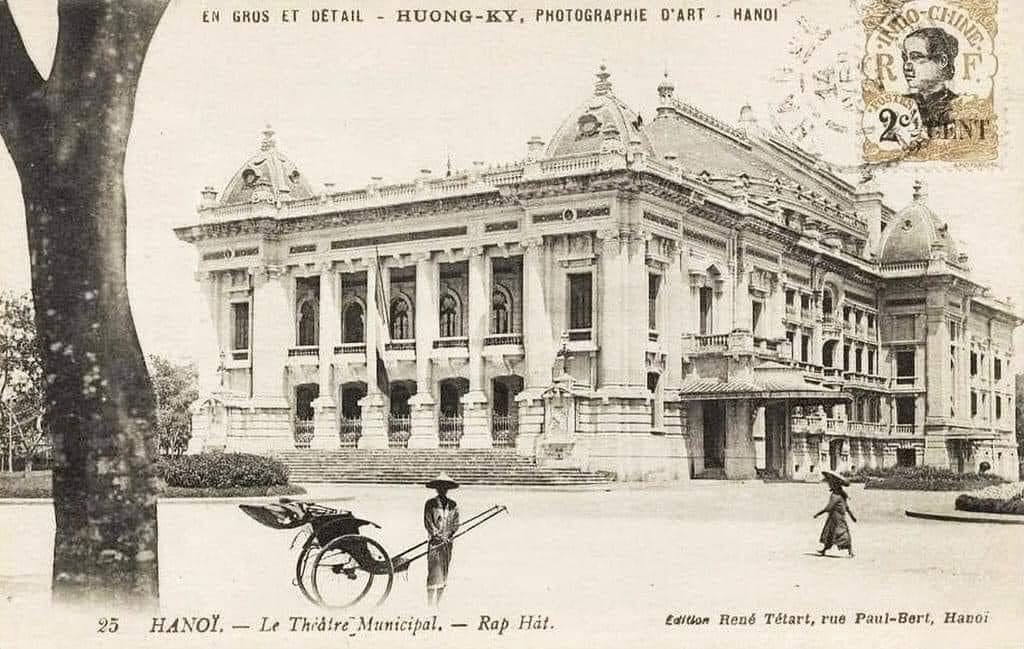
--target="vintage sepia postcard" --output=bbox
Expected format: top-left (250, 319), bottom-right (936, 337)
top-left (0, 1), bottom-right (1022, 648)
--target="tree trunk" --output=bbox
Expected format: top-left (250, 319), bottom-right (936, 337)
top-left (0, 0), bottom-right (170, 606)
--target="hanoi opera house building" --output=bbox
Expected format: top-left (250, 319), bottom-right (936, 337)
top-left (176, 66), bottom-right (1021, 480)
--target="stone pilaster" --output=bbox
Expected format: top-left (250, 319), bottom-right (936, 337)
top-left (522, 237), bottom-right (553, 390)
top-left (461, 247), bottom-right (492, 448)
top-left (597, 229), bottom-right (625, 387)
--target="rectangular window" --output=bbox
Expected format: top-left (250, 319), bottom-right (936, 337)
top-left (800, 334), bottom-right (810, 363)
top-left (971, 391), bottom-right (977, 417)
top-left (867, 349), bottom-right (876, 374)
top-left (896, 448), bottom-right (917, 467)
top-left (855, 348), bottom-right (863, 373)
top-left (800, 294), bottom-right (810, 310)
top-left (648, 274), bottom-right (661, 331)
top-left (896, 397), bottom-right (915, 425)
top-left (785, 290), bottom-right (794, 306)
top-left (231, 302), bottom-right (250, 350)
top-left (842, 345), bottom-right (851, 371)
top-left (896, 350), bottom-right (915, 384)
top-left (699, 287), bottom-right (714, 335)
top-left (568, 273), bottom-right (593, 331)
top-left (996, 396), bottom-right (1002, 419)
top-left (785, 330), bottom-right (795, 358)
top-left (867, 314), bottom-right (875, 330)
top-left (751, 300), bottom-right (764, 337)
top-left (970, 351), bottom-right (977, 376)
top-left (994, 358), bottom-right (1002, 381)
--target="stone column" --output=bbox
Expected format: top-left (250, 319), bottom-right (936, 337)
top-left (358, 261), bottom-right (388, 449)
top-left (523, 237), bottom-right (553, 390)
top-left (311, 264), bottom-right (339, 449)
top-left (409, 251), bottom-right (439, 448)
top-left (734, 262), bottom-right (752, 332)
top-left (461, 247), bottom-right (492, 448)
top-left (811, 291), bottom-right (823, 365)
top-left (752, 405), bottom-right (766, 471)
top-left (518, 237), bottom-right (551, 455)
top-left (250, 266), bottom-right (290, 405)
top-left (663, 248), bottom-right (685, 393)
top-left (597, 229), bottom-right (625, 387)
top-left (248, 265), bottom-right (292, 449)
top-left (771, 273), bottom-right (787, 339)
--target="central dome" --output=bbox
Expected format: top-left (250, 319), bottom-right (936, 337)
top-left (546, 65), bottom-right (654, 158)
top-left (219, 126), bottom-right (315, 206)
top-left (878, 181), bottom-right (959, 264)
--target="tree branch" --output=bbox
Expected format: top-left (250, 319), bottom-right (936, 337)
top-left (0, 0), bottom-right (45, 148)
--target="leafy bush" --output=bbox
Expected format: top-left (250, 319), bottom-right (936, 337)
top-left (161, 484), bottom-right (306, 498)
top-left (157, 453), bottom-right (290, 488)
top-left (846, 466), bottom-right (1007, 491)
top-left (955, 493), bottom-right (1024, 515)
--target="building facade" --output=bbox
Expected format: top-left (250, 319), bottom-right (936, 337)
top-left (176, 66), bottom-right (1020, 480)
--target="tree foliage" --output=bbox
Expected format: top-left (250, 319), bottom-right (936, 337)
top-left (149, 355), bottom-right (198, 456)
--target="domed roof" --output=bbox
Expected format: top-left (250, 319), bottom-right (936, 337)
top-left (546, 65), bottom-right (654, 158)
top-left (219, 126), bottom-right (315, 206)
top-left (878, 181), bottom-right (959, 263)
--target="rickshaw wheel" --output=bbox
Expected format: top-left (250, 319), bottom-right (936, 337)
top-left (311, 534), bottom-right (394, 609)
top-left (294, 535), bottom-right (321, 605)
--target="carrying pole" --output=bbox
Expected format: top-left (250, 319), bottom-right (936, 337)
top-left (392, 505), bottom-right (507, 567)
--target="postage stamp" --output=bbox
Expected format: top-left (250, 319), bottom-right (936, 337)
top-left (860, 0), bottom-right (998, 162)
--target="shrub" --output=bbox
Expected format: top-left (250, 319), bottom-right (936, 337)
top-left (955, 493), bottom-right (1024, 515)
top-left (848, 465), bottom-right (1007, 491)
top-left (157, 453), bottom-right (290, 488)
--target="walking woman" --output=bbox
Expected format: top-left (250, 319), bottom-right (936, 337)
top-left (814, 469), bottom-right (857, 557)
top-left (424, 472), bottom-right (460, 606)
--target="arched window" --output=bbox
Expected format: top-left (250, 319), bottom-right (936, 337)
top-left (342, 300), bottom-right (365, 343)
top-left (439, 290), bottom-right (462, 337)
top-left (297, 297), bottom-right (318, 346)
top-left (390, 295), bottom-right (413, 339)
top-left (491, 285), bottom-right (512, 334)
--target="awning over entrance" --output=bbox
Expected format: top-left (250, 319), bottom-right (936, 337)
top-left (678, 362), bottom-right (851, 402)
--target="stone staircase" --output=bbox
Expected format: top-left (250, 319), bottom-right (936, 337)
top-left (275, 449), bottom-right (617, 486)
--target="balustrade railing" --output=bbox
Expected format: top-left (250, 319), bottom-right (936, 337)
top-left (438, 416), bottom-right (464, 449)
top-left (294, 420), bottom-right (315, 448)
top-left (695, 333), bottom-right (729, 348)
top-left (387, 415), bottom-right (411, 448)
top-left (491, 414), bottom-right (518, 448)
top-left (893, 424), bottom-right (916, 436)
top-left (785, 305), bottom-right (798, 318)
top-left (288, 346), bottom-right (319, 358)
top-left (339, 418), bottom-right (362, 448)
top-left (231, 350), bottom-right (250, 361)
top-left (648, 331), bottom-right (660, 343)
top-left (484, 333), bottom-right (523, 346)
top-left (335, 342), bottom-right (366, 355)
top-left (386, 339), bottom-right (417, 352)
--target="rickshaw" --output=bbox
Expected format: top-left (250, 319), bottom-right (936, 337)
top-left (240, 498), bottom-right (507, 609)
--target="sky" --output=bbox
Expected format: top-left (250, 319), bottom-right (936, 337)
top-left (0, 0), bottom-right (1022, 387)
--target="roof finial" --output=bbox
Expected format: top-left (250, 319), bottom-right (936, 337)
top-left (261, 124), bottom-right (276, 151)
top-left (657, 70), bottom-right (675, 101)
top-left (912, 179), bottom-right (926, 202)
top-left (594, 63), bottom-right (612, 96)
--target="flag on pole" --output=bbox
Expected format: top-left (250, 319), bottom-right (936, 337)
top-left (372, 248), bottom-right (391, 396)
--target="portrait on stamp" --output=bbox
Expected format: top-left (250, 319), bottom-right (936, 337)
top-left (861, 0), bottom-right (999, 162)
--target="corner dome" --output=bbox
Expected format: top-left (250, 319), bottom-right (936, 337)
top-left (219, 126), bottom-right (315, 206)
top-left (878, 181), bottom-right (959, 263)
top-left (545, 64), bottom-right (654, 158)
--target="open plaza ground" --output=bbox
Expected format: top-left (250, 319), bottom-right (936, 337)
top-left (1, 481), bottom-right (1021, 649)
